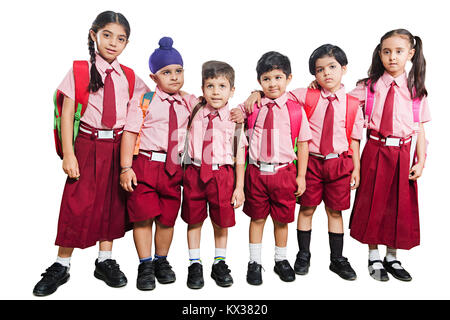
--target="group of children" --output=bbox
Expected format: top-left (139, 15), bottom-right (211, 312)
top-left (33, 11), bottom-right (430, 296)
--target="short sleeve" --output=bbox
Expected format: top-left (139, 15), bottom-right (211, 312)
top-left (297, 107), bottom-right (312, 142)
top-left (419, 96), bottom-right (431, 123)
top-left (350, 106), bottom-right (365, 140)
top-left (348, 83), bottom-right (366, 106)
top-left (289, 88), bottom-right (308, 104)
top-left (57, 68), bottom-right (76, 101)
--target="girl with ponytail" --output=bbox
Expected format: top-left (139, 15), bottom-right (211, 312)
top-left (349, 29), bottom-right (431, 282)
top-left (33, 11), bottom-right (149, 296)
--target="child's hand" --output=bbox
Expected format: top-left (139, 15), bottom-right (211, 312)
top-left (62, 153), bottom-right (80, 179)
top-left (230, 108), bottom-right (244, 124)
top-left (308, 80), bottom-right (320, 90)
top-left (244, 91), bottom-right (262, 113)
top-left (409, 162), bottom-right (424, 181)
top-left (231, 188), bottom-right (245, 208)
top-left (294, 176), bottom-right (306, 197)
top-left (350, 169), bottom-right (360, 190)
top-left (120, 168), bottom-right (137, 192)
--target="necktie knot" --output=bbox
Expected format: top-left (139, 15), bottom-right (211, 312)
top-left (266, 102), bottom-right (276, 109)
top-left (105, 69), bottom-right (113, 75)
top-left (327, 95), bottom-right (336, 102)
top-left (208, 111), bottom-right (218, 121)
top-left (390, 80), bottom-right (397, 88)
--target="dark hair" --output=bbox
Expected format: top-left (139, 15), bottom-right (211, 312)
top-left (202, 60), bottom-right (235, 88)
top-left (309, 44), bottom-right (348, 75)
top-left (256, 51), bottom-right (291, 80)
top-left (88, 11), bottom-right (131, 93)
top-left (358, 29), bottom-right (427, 99)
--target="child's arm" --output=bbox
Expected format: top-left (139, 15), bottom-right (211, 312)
top-left (350, 139), bottom-right (361, 190)
top-left (120, 131), bottom-right (138, 192)
top-left (409, 123), bottom-right (426, 181)
top-left (295, 141), bottom-right (309, 197)
top-left (243, 91), bottom-right (263, 113)
top-left (231, 146), bottom-right (246, 208)
top-left (61, 96), bottom-right (80, 179)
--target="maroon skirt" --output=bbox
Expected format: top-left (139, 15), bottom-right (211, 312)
top-left (55, 125), bottom-right (130, 249)
top-left (349, 132), bottom-right (420, 250)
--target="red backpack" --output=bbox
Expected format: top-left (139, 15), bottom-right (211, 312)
top-left (301, 89), bottom-right (359, 155)
top-left (53, 61), bottom-right (135, 159)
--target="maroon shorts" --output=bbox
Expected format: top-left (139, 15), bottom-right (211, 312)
top-left (181, 164), bottom-right (235, 228)
top-left (243, 163), bottom-right (297, 224)
top-left (127, 153), bottom-right (183, 227)
top-left (350, 132), bottom-right (419, 250)
top-left (299, 152), bottom-right (354, 211)
top-left (56, 126), bottom-right (130, 249)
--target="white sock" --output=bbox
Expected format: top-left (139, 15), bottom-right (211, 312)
top-left (98, 250), bottom-right (112, 263)
top-left (214, 248), bottom-right (227, 264)
top-left (385, 248), bottom-right (403, 270)
top-left (189, 248), bottom-right (201, 265)
top-left (249, 243), bottom-right (262, 265)
top-left (56, 256), bottom-right (71, 268)
top-left (274, 246), bottom-right (287, 262)
top-left (369, 249), bottom-right (383, 269)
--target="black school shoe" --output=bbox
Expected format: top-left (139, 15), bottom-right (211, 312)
top-left (187, 263), bottom-right (204, 289)
top-left (154, 257), bottom-right (176, 284)
top-left (137, 260), bottom-right (156, 290)
top-left (274, 260), bottom-right (296, 282)
top-left (329, 257), bottom-right (357, 281)
top-left (294, 251), bottom-right (311, 275)
top-left (383, 258), bottom-right (412, 281)
top-left (33, 263), bottom-right (70, 296)
top-left (247, 262), bottom-right (263, 285)
top-left (211, 261), bottom-right (233, 287)
top-left (94, 259), bottom-right (127, 288)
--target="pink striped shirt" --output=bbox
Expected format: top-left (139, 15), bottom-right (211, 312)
top-left (188, 103), bottom-right (248, 166)
top-left (124, 86), bottom-right (197, 153)
top-left (349, 71), bottom-right (431, 137)
top-left (290, 85), bottom-right (364, 155)
top-left (240, 92), bottom-right (312, 164)
top-left (57, 53), bottom-right (149, 129)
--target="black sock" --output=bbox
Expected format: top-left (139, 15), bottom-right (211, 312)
top-left (328, 232), bottom-right (344, 259)
top-left (297, 229), bottom-right (312, 253)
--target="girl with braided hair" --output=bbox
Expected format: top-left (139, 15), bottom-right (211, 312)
top-left (33, 11), bottom-right (149, 296)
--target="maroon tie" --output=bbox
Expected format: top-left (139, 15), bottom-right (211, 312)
top-left (200, 112), bottom-right (218, 184)
top-left (319, 96), bottom-right (336, 156)
top-left (165, 99), bottom-right (178, 176)
top-left (262, 102), bottom-right (275, 160)
top-left (102, 69), bottom-right (116, 128)
top-left (379, 81), bottom-right (396, 137)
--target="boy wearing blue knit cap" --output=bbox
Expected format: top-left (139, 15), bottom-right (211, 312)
top-left (120, 37), bottom-right (198, 291)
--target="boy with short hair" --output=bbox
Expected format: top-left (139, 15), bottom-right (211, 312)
top-left (241, 51), bottom-right (311, 285)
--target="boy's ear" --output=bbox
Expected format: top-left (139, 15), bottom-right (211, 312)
top-left (230, 86), bottom-right (235, 98)
top-left (149, 74), bottom-right (158, 84)
top-left (342, 65), bottom-right (348, 75)
top-left (286, 74), bottom-right (293, 85)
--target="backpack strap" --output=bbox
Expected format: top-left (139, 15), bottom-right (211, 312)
top-left (72, 61), bottom-right (90, 130)
top-left (304, 88), bottom-right (321, 119)
top-left (133, 91), bottom-right (155, 155)
top-left (120, 64), bottom-right (135, 100)
top-left (286, 99), bottom-right (303, 152)
top-left (365, 79), bottom-right (376, 122)
top-left (233, 123), bottom-right (244, 163)
top-left (345, 94), bottom-right (360, 155)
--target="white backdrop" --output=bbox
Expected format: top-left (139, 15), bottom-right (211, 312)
top-left (0, 0), bottom-right (448, 300)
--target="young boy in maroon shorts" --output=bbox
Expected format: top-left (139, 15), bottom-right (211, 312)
top-left (289, 44), bottom-right (364, 280)
top-left (181, 61), bottom-right (246, 289)
top-left (241, 51), bottom-right (311, 285)
top-left (120, 37), bottom-right (198, 290)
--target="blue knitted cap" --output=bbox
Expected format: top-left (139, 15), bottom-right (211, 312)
top-left (149, 37), bottom-right (183, 74)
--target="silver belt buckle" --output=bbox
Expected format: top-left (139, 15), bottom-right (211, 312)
top-left (385, 137), bottom-right (400, 147)
top-left (212, 164), bottom-right (220, 170)
top-left (151, 152), bottom-right (167, 162)
top-left (260, 163), bottom-right (275, 173)
top-left (325, 153), bottom-right (339, 160)
top-left (97, 130), bottom-right (114, 139)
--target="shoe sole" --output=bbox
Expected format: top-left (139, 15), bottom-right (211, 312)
top-left (187, 282), bottom-right (204, 289)
top-left (329, 266), bottom-right (357, 281)
top-left (294, 267), bottom-right (309, 276)
top-left (137, 282), bottom-right (156, 291)
top-left (274, 268), bottom-right (296, 282)
top-left (33, 274), bottom-right (70, 297)
top-left (94, 271), bottom-right (127, 288)
top-left (211, 274), bottom-right (233, 287)
top-left (246, 278), bottom-right (262, 286)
